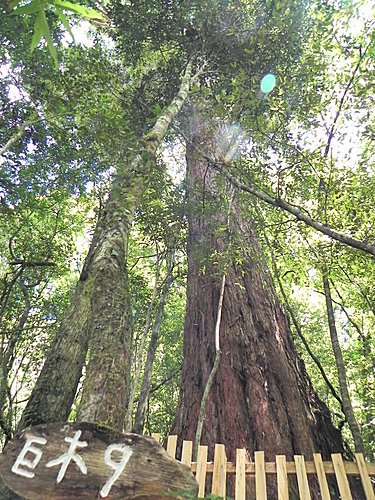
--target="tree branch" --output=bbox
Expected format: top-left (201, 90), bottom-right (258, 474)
top-left (263, 231), bottom-right (344, 411)
top-left (0, 113), bottom-right (39, 157)
top-left (210, 159), bottom-right (375, 257)
top-left (324, 46), bottom-right (368, 158)
top-left (177, 128), bottom-right (375, 257)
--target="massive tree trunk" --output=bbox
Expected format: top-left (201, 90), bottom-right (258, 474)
top-left (19, 58), bottom-right (195, 432)
top-left (172, 122), bottom-right (349, 497)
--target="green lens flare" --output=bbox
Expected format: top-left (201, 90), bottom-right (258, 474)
top-left (260, 74), bottom-right (276, 93)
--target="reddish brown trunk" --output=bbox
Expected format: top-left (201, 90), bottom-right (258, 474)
top-left (172, 124), bottom-right (351, 497)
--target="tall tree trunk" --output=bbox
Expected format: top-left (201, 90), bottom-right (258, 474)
top-left (19, 171), bottom-right (136, 430)
top-left (322, 269), bottom-right (364, 453)
top-left (133, 251), bottom-right (175, 434)
top-left (19, 58), bottom-right (195, 432)
top-left (172, 122), bottom-right (349, 498)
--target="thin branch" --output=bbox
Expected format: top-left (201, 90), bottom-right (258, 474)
top-left (337, 264), bottom-right (375, 318)
top-left (124, 255), bottom-right (162, 431)
top-left (9, 260), bottom-right (56, 267)
top-left (144, 368), bottom-right (179, 399)
top-left (263, 230), bottom-right (344, 411)
top-left (194, 274), bottom-right (226, 460)
top-left (330, 283), bottom-right (366, 340)
top-left (176, 128), bottom-right (375, 257)
top-left (314, 286), bottom-right (370, 342)
top-left (0, 113), bottom-right (39, 157)
top-left (133, 251), bottom-right (175, 434)
top-left (324, 46), bottom-right (368, 158)
top-left (0, 411), bottom-right (12, 442)
top-left (0, 268), bottom-right (24, 324)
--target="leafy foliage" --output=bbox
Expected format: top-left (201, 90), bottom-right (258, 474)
top-left (8, 0), bottom-right (107, 67)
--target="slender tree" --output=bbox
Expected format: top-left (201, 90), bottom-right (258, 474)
top-left (322, 268), bottom-right (364, 453)
top-left (133, 251), bottom-right (175, 434)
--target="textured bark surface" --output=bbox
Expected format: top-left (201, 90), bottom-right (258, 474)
top-left (18, 273), bottom-right (95, 429)
top-left (75, 173), bottom-right (135, 429)
top-left (18, 59), bottom-right (196, 433)
top-left (171, 124), bottom-right (351, 498)
top-left (19, 168), bottom-right (136, 431)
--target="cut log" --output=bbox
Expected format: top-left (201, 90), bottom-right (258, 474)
top-left (0, 422), bottom-right (198, 499)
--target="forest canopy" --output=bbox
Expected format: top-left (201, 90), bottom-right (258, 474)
top-left (0, 0), bottom-right (374, 467)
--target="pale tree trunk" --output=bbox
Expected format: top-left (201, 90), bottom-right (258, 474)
top-left (332, 282), bottom-right (375, 439)
top-left (19, 57), bottom-right (195, 432)
top-left (133, 251), bottom-right (175, 434)
top-left (171, 120), bottom-right (358, 498)
top-left (322, 269), bottom-right (364, 453)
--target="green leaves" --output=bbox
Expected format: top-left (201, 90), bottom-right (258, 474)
top-left (54, 7), bottom-right (74, 40)
top-left (32, 8), bottom-right (58, 67)
top-left (51, 0), bottom-right (105, 21)
top-left (10, 0), bottom-right (41, 15)
top-left (8, 0), bottom-right (108, 68)
top-left (30, 9), bottom-right (44, 52)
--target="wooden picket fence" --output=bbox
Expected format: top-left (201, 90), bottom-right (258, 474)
top-left (151, 433), bottom-right (375, 499)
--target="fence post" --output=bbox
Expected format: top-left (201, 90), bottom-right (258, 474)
top-left (196, 445), bottom-right (208, 498)
top-left (295, 455), bottom-right (311, 500)
top-left (313, 453), bottom-right (331, 500)
top-left (212, 444), bottom-right (227, 498)
top-left (276, 455), bottom-right (289, 500)
top-left (181, 441), bottom-right (193, 467)
top-left (332, 453), bottom-right (352, 500)
top-left (355, 453), bottom-right (375, 500)
top-left (166, 435), bottom-right (177, 459)
top-left (255, 450), bottom-right (267, 500)
top-left (235, 448), bottom-right (246, 500)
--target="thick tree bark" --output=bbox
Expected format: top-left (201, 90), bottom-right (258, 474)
top-left (172, 124), bottom-right (350, 498)
top-left (322, 270), bottom-right (364, 453)
top-left (19, 174), bottom-right (135, 430)
top-left (19, 58), bottom-right (195, 432)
